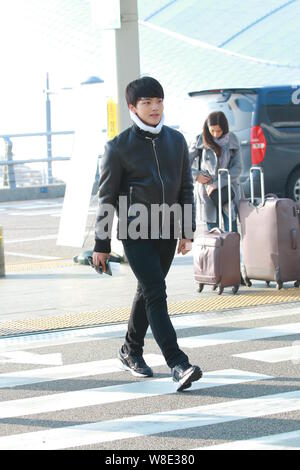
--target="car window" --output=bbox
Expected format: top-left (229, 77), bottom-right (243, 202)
top-left (189, 92), bottom-right (257, 132)
top-left (266, 90), bottom-right (300, 128)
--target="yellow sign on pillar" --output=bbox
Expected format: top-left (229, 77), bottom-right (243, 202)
top-left (107, 98), bottom-right (118, 139)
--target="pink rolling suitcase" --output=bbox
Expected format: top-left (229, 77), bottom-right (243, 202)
top-left (193, 169), bottom-right (241, 295)
top-left (239, 167), bottom-right (300, 289)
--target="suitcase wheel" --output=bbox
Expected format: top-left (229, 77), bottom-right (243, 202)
top-left (212, 285), bottom-right (218, 291)
top-left (266, 281), bottom-right (271, 287)
top-left (232, 285), bottom-right (239, 295)
top-left (294, 281), bottom-right (300, 288)
top-left (245, 277), bottom-right (252, 287)
top-left (276, 281), bottom-right (283, 290)
top-left (197, 283), bottom-right (204, 293)
top-left (218, 286), bottom-right (224, 295)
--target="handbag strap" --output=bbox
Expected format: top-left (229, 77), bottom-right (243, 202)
top-left (197, 147), bottom-right (203, 171)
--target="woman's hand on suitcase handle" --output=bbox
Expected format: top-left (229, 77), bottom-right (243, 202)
top-left (177, 239), bottom-right (193, 255)
top-left (196, 174), bottom-right (211, 184)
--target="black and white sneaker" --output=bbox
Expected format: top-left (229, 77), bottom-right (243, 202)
top-left (172, 362), bottom-right (202, 392)
top-left (118, 346), bottom-right (153, 377)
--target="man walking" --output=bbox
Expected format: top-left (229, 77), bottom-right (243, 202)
top-left (93, 77), bottom-right (202, 391)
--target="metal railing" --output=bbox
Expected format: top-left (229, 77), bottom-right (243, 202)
top-left (0, 130), bottom-right (75, 188)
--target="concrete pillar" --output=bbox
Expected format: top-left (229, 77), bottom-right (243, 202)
top-left (0, 226), bottom-right (5, 277)
top-left (101, 0), bottom-right (140, 258)
top-left (114, 0), bottom-right (140, 132)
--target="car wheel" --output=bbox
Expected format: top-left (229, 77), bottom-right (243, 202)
top-left (287, 169), bottom-right (300, 202)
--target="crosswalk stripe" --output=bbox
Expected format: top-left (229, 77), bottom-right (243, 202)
top-left (2, 309), bottom-right (300, 353)
top-left (233, 344), bottom-right (300, 363)
top-left (195, 430), bottom-right (300, 450)
top-left (0, 354), bottom-right (165, 389)
top-left (1, 320), bottom-right (298, 389)
top-left (178, 322), bottom-right (300, 348)
top-left (0, 369), bottom-right (271, 419)
top-left (0, 390), bottom-right (299, 449)
top-left (0, 323), bottom-right (128, 353)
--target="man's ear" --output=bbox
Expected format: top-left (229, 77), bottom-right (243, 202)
top-left (128, 104), bottom-right (137, 113)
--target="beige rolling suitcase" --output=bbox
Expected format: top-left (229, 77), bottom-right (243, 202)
top-left (193, 169), bottom-right (241, 295)
top-left (239, 167), bottom-right (300, 289)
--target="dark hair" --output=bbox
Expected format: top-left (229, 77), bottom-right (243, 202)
top-left (203, 111), bottom-right (229, 157)
top-left (125, 77), bottom-right (164, 106)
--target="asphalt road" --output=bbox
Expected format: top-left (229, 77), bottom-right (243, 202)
top-left (0, 302), bottom-right (300, 450)
top-left (1, 197), bottom-right (300, 451)
top-left (0, 197), bottom-right (97, 265)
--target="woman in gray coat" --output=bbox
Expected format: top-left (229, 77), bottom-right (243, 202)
top-left (191, 111), bottom-right (243, 232)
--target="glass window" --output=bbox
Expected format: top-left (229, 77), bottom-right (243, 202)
top-left (190, 92), bottom-right (257, 132)
top-left (266, 90), bottom-right (300, 128)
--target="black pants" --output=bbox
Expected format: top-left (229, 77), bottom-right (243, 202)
top-left (122, 238), bottom-right (188, 368)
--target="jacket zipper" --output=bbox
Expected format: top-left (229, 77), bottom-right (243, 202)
top-left (146, 137), bottom-right (165, 235)
top-left (128, 185), bottom-right (133, 217)
top-left (129, 186), bottom-right (133, 206)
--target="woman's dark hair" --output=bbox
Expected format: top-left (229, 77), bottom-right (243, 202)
top-left (203, 111), bottom-right (229, 157)
top-left (125, 77), bottom-right (164, 106)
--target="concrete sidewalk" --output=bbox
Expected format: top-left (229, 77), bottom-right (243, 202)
top-left (2, 250), bottom-right (300, 337)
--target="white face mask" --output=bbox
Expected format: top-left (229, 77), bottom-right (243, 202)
top-left (129, 110), bottom-right (165, 135)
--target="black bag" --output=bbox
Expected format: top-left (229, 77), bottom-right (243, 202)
top-left (209, 185), bottom-right (234, 207)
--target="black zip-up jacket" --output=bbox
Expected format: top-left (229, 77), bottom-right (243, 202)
top-left (94, 123), bottom-right (196, 253)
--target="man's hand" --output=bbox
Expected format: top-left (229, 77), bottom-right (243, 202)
top-left (177, 239), bottom-right (192, 256)
top-left (93, 252), bottom-right (110, 273)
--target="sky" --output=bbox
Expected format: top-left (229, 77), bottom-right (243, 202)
top-left (1, 0), bottom-right (300, 183)
top-left (0, 0), bottom-right (108, 182)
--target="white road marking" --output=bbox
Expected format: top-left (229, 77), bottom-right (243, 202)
top-left (0, 351), bottom-right (63, 366)
top-left (4, 251), bottom-right (60, 260)
top-left (0, 354), bottom-right (165, 389)
top-left (5, 235), bottom-right (58, 244)
top-left (0, 324), bottom-right (129, 353)
top-left (9, 211), bottom-right (62, 216)
top-left (22, 202), bottom-right (62, 209)
top-left (196, 430), bottom-right (300, 450)
top-left (0, 390), bottom-right (299, 449)
top-left (0, 369), bottom-right (271, 419)
top-left (234, 345), bottom-right (300, 363)
top-left (178, 322), bottom-right (300, 348)
top-left (5, 230), bottom-right (93, 244)
top-left (0, 202), bottom-right (63, 211)
top-left (1, 310), bottom-right (300, 353)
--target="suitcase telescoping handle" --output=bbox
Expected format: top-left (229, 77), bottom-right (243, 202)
top-left (250, 166), bottom-right (265, 206)
top-left (218, 168), bottom-right (232, 232)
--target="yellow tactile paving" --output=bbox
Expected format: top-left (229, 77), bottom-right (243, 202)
top-left (1, 287), bottom-right (300, 337)
top-left (6, 259), bottom-right (74, 272)
top-left (168, 288), bottom-right (300, 314)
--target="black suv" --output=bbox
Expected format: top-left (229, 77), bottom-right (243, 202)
top-left (188, 85), bottom-right (300, 201)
